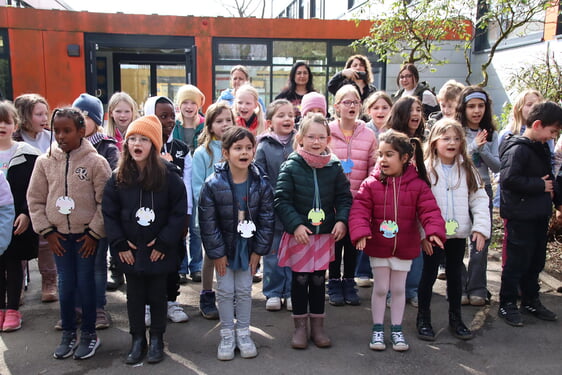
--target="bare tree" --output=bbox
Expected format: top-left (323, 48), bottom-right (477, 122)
top-left (220, 0), bottom-right (267, 18)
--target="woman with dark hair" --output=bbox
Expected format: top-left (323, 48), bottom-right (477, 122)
top-left (392, 63), bottom-right (439, 119)
top-left (328, 55), bottom-right (376, 102)
top-left (276, 61), bottom-right (315, 121)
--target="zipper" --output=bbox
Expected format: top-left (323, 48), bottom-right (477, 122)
top-left (65, 152), bottom-right (71, 232)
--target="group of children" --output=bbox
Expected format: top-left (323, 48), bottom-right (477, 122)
top-left (0, 62), bottom-right (561, 364)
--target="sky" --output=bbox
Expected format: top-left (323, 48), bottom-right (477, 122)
top-left (62, 0), bottom-right (268, 17)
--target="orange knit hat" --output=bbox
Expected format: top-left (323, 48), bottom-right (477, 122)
top-left (125, 115), bottom-right (163, 151)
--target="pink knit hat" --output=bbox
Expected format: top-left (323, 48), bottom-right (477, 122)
top-left (301, 92), bottom-right (327, 116)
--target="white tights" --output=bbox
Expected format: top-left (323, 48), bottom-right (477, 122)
top-left (371, 267), bottom-right (408, 326)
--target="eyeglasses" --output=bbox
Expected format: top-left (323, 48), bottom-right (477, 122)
top-left (340, 100), bottom-right (360, 107)
top-left (399, 74), bottom-right (413, 80)
top-left (440, 136), bottom-right (461, 144)
top-left (127, 136), bottom-right (152, 145)
top-left (304, 135), bottom-right (328, 142)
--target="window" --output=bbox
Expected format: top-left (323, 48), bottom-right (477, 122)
top-left (0, 29), bottom-right (12, 101)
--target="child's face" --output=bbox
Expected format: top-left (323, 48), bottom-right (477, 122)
top-left (306, 108), bottom-right (325, 115)
top-left (269, 103), bottom-right (295, 137)
top-left (521, 94), bottom-right (541, 123)
top-left (439, 99), bottom-right (457, 119)
top-left (211, 109), bottom-right (234, 140)
top-left (53, 116), bottom-right (84, 153)
top-left (84, 116), bottom-right (97, 137)
top-left (180, 99), bottom-right (200, 122)
top-left (408, 102), bottom-right (423, 136)
top-left (435, 128), bottom-right (461, 164)
top-left (111, 101), bottom-right (133, 129)
top-left (236, 93), bottom-right (258, 121)
top-left (369, 98), bottom-right (391, 129)
top-left (300, 121), bottom-right (330, 156)
top-left (465, 98), bottom-right (485, 128)
top-left (378, 141), bottom-right (408, 177)
top-left (231, 70), bottom-right (247, 91)
top-left (530, 122), bottom-right (559, 143)
top-left (335, 93), bottom-right (360, 121)
top-left (0, 116), bottom-right (16, 144)
top-left (30, 103), bottom-right (49, 133)
top-left (155, 102), bottom-right (176, 142)
top-left (127, 135), bottom-right (152, 167)
top-left (222, 136), bottom-right (255, 172)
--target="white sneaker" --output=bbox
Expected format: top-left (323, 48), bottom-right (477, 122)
top-left (265, 297), bottom-right (282, 311)
top-left (356, 277), bottom-right (373, 288)
top-left (217, 328), bottom-right (236, 361)
top-left (167, 301), bottom-right (189, 323)
top-left (285, 297), bottom-right (293, 312)
top-left (145, 305), bottom-right (151, 327)
top-left (236, 327), bottom-right (257, 358)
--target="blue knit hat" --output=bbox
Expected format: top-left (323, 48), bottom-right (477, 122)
top-left (73, 93), bottom-right (104, 126)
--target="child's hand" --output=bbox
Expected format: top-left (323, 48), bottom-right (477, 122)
top-left (542, 175), bottom-right (554, 193)
top-left (475, 130), bottom-right (488, 147)
top-left (150, 249), bottom-right (165, 262)
top-left (46, 232), bottom-right (65, 256)
top-left (472, 231), bottom-right (486, 252)
top-left (356, 236), bottom-right (371, 250)
top-left (78, 234), bottom-right (98, 258)
top-left (428, 235), bottom-right (444, 249)
top-left (250, 253), bottom-right (261, 275)
top-left (294, 225), bottom-right (312, 245)
top-left (13, 213), bottom-right (30, 235)
top-left (331, 221), bottom-right (347, 242)
top-left (421, 238), bottom-right (433, 255)
top-left (214, 256), bottom-right (228, 277)
top-left (119, 250), bottom-right (135, 265)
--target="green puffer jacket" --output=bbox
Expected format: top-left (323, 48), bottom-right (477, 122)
top-left (274, 151), bottom-right (352, 235)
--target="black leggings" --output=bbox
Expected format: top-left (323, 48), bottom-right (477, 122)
top-left (0, 256), bottom-right (23, 310)
top-left (292, 270), bottom-right (326, 315)
top-left (328, 233), bottom-right (357, 279)
top-left (418, 238), bottom-right (466, 314)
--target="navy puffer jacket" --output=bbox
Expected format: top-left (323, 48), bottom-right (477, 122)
top-left (198, 162), bottom-right (274, 260)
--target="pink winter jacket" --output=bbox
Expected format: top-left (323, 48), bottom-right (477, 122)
top-left (328, 120), bottom-right (377, 197)
top-left (349, 164), bottom-right (446, 260)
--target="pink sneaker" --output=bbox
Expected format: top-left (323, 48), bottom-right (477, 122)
top-left (3, 310), bottom-right (22, 332)
top-left (0, 310), bottom-right (5, 332)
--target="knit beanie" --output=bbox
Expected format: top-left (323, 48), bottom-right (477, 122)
top-left (73, 93), bottom-right (104, 126)
top-left (143, 96), bottom-right (174, 116)
top-left (125, 115), bottom-right (163, 152)
top-left (301, 92), bottom-right (327, 116)
top-left (176, 84), bottom-right (205, 107)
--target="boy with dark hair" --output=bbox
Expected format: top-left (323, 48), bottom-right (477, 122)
top-left (498, 101), bottom-right (562, 326)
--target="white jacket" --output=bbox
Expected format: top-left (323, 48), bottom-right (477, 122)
top-left (426, 158), bottom-right (491, 239)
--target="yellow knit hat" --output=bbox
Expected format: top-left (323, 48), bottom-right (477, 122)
top-left (175, 84), bottom-right (205, 107)
top-left (125, 115), bottom-right (163, 152)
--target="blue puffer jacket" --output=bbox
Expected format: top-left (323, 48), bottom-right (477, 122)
top-left (198, 162), bottom-right (274, 260)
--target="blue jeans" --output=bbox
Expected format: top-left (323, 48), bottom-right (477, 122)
top-left (179, 220), bottom-right (202, 274)
top-left (405, 249), bottom-right (423, 300)
top-left (54, 233), bottom-right (96, 334)
top-left (262, 230), bottom-right (292, 299)
top-left (216, 266), bottom-right (253, 330)
top-left (76, 238), bottom-right (107, 309)
top-left (355, 251), bottom-right (373, 278)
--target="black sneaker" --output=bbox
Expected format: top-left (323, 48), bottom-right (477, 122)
top-left (54, 331), bottom-right (78, 359)
top-left (498, 302), bottom-right (524, 327)
top-left (521, 299), bottom-right (558, 321)
top-left (179, 273), bottom-right (188, 285)
top-left (73, 333), bottom-right (100, 360)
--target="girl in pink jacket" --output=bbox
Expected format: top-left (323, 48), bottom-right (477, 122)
top-left (349, 130), bottom-right (445, 352)
top-left (327, 84), bottom-right (377, 306)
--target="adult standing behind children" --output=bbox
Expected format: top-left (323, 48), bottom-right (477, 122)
top-left (28, 108), bottom-right (111, 360)
top-left (102, 115), bottom-right (187, 364)
top-left (13, 93), bottom-right (58, 303)
top-left (498, 101), bottom-right (562, 327)
top-left (328, 55), bottom-right (376, 103)
top-left (392, 64), bottom-right (439, 120)
top-left (217, 65), bottom-right (266, 111)
top-left (275, 61), bottom-right (315, 122)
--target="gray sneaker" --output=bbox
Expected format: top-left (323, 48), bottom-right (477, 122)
top-left (54, 331), bottom-right (78, 359)
top-left (73, 333), bottom-right (100, 360)
top-left (217, 328), bottom-right (236, 361)
top-left (236, 327), bottom-right (257, 358)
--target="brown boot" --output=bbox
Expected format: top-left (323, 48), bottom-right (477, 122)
top-left (309, 314), bottom-right (331, 348)
top-left (291, 314), bottom-right (309, 349)
top-left (41, 274), bottom-right (58, 303)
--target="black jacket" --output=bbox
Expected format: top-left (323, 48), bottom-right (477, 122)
top-left (499, 134), bottom-right (560, 220)
top-left (4, 143), bottom-right (40, 260)
top-left (102, 162), bottom-right (187, 275)
top-left (198, 162), bottom-right (274, 260)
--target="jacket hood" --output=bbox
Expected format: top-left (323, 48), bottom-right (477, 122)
top-left (144, 96), bottom-right (174, 116)
top-left (214, 161), bottom-right (263, 180)
top-left (499, 134), bottom-right (533, 159)
top-left (9, 142), bottom-right (41, 168)
top-left (257, 130), bottom-right (296, 145)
